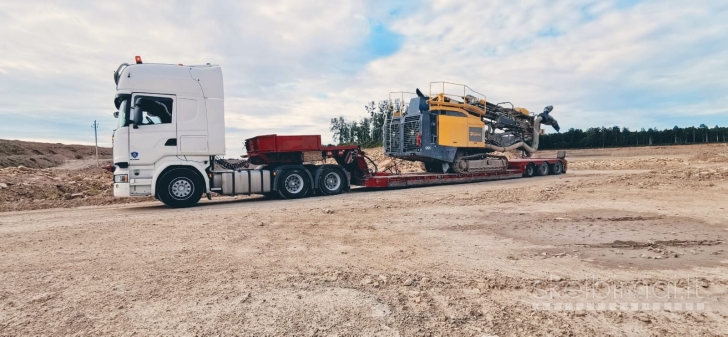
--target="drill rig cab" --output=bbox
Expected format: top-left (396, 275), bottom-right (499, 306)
top-left (383, 82), bottom-right (560, 173)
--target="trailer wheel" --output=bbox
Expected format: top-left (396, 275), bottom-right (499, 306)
top-left (157, 168), bottom-right (203, 208)
top-left (551, 161), bottom-right (564, 175)
top-left (319, 168), bottom-right (344, 195)
top-left (277, 169), bottom-right (310, 199)
top-left (536, 162), bottom-right (550, 176)
top-left (524, 163), bottom-right (536, 177)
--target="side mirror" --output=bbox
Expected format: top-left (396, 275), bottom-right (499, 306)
top-left (132, 97), bottom-right (143, 129)
top-left (113, 111), bottom-right (119, 118)
top-left (132, 105), bottom-right (143, 128)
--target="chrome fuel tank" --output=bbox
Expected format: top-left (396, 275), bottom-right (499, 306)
top-left (212, 170), bottom-right (271, 195)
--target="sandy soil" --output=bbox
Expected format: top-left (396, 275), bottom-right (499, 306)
top-left (1, 143), bottom-right (728, 336)
top-left (0, 165), bottom-right (151, 212)
top-left (0, 139), bottom-right (111, 169)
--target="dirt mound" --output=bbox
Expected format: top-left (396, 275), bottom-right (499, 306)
top-left (568, 157), bottom-right (686, 170)
top-left (690, 151), bottom-right (728, 163)
top-left (362, 147), bottom-right (520, 173)
top-left (0, 139), bottom-right (112, 169)
top-left (362, 147), bottom-right (423, 173)
top-left (0, 166), bottom-right (150, 212)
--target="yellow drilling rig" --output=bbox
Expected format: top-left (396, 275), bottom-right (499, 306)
top-left (384, 82), bottom-right (560, 173)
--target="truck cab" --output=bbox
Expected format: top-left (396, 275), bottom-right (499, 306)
top-left (112, 57), bottom-right (226, 206)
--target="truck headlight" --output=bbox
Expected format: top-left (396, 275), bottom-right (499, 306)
top-left (114, 174), bottom-right (129, 183)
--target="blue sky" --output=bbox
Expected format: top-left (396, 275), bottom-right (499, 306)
top-left (0, 0), bottom-right (726, 157)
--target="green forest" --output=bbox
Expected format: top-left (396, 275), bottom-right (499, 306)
top-left (538, 124), bottom-right (728, 149)
top-left (330, 100), bottom-right (728, 149)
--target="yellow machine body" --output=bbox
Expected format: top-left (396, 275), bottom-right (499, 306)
top-left (436, 113), bottom-right (486, 148)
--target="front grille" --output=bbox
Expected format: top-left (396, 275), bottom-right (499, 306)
top-left (384, 117), bottom-right (401, 153)
top-left (383, 118), bottom-right (390, 152)
top-left (403, 115), bottom-right (421, 151)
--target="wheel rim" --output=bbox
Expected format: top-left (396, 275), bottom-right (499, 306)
top-left (527, 166), bottom-right (534, 175)
top-left (540, 164), bottom-right (548, 174)
top-left (284, 174), bottom-right (304, 194)
top-left (323, 172), bottom-right (341, 191)
top-left (170, 178), bottom-right (193, 199)
top-left (555, 163), bottom-right (562, 173)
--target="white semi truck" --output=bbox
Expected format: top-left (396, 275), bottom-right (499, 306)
top-left (110, 56), bottom-right (566, 208)
top-left (112, 57), bottom-right (227, 207)
top-left (111, 56), bottom-right (368, 208)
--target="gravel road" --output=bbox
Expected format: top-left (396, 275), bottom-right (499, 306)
top-left (1, 144), bottom-right (727, 336)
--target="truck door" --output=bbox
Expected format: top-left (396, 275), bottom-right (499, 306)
top-left (128, 94), bottom-right (177, 166)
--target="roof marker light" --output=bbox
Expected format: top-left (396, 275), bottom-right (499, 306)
top-left (135, 55), bottom-right (142, 64)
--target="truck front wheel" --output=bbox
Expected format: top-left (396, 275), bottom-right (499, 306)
top-left (277, 169), bottom-right (310, 199)
top-left (157, 168), bottom-right (203, 208)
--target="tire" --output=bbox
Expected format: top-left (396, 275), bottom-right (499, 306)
top-left (524, 163), bottom-right (535, 177)
top-left (318, 168), bottom-right (344, 196)
top-left (277, 169), bottom-right (310, 199)
top-left (157, 168), bottom-right (203, 208)
top-left (536, 162), bottom-right (550, 176)
top-left (551, 161), bottom-right (564, 175)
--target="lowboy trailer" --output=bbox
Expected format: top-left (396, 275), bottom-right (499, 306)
top-left (227, 134), bottom-right (566, 198)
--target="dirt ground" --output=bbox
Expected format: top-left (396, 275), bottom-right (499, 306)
top-left (0, 139), bottom-right (112, 169)
top-left (1, 143), bottom-right (728, 336)
top-left (0, 164), bottom-right (156, 212)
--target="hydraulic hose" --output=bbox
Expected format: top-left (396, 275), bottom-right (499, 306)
top-left (484, 116), bottom-right (543, 154)
top-left (214, 157), bottom-right (249, 170)
top-left (363, 154), bottom-right (378, 174)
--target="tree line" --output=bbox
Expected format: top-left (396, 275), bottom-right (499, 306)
top-left (329, 100), bottom-right (389, 147)
top-left (539, 124), bottom-right (728, 150)
top-left (330, 100), bottom-right (728, 149)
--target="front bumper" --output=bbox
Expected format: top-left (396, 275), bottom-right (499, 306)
top-left (114, 183), bottom-right (130, 197)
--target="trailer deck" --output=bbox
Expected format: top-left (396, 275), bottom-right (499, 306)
top-left (357, 170), bottom-right (524, 188)
top-left (240, 134), bottom-right (567, 198)
top-left (354, 158), bottom-right (565, 188)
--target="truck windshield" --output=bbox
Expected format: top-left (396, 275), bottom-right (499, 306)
top-left (116, 99), bottom-right (129, 129)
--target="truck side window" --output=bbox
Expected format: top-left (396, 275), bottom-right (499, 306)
top-left (137, 97), bottom-right (173, 125)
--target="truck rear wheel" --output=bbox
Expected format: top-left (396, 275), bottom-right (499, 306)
top-left (319, 168), bottom-right (344, 195)
top-left (277, 169), bottom-right (310, 199)
top-left (157, 168), bottom-right (203, 208)
top-left (536, 162), bottom-right (550, 176)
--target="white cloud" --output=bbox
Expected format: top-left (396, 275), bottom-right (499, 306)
top-left (0, 0), bottom-right (726, 157)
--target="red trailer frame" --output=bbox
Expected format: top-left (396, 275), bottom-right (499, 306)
top-left (244, 134), bottom-right (567, 191)
top-left (354, 158), bottom-right (566, 188)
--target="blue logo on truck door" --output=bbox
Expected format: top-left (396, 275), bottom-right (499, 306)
top-left (130, 151), bottom-right (139, 159)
